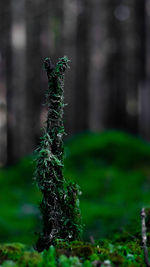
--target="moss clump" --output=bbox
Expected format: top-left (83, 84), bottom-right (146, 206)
top-left (55, 240), bottom-right (95, 259)
top-left (109, 252), bottom-right (124, 265)
top-left (70, 241), bottom-right (95, 258)
top-left (71, 245), bottom-right (94, 258)
top-left (0, 243), bottom-right (26, 264)
top-left (18, 251), bottom-right (42, 267)
top-left (35, 57), bottom-right (82, 251)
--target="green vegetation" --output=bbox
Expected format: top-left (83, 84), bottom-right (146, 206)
top-left (1, 130), bottom-right (150, 265)
top-left (0, 155), bottom-right (40, 245)
top-left (0, 239), bottom-right (148, 266)
top-left (1, 130), bottom-right (150, 242)
top-left (64, 131), bottom-right (150, 240)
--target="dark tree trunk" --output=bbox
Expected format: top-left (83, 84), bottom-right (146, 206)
top-left (74, 0), bottom-right (90, 133)
top-left (9, 0), bottom-right (26, 162)
top-left (62, 0), bottom-right (78, 135)
top-left (0, 1), bottom-right (10, 165)
top-left (108, 0), bottom-right (145, 134)
top-left (139, 0), bottom-right (150, 140)
top-left (106, 1), bottom-right (127, 130)
top-left (1, 0), bottom-right (27, 164)
top-left (2, 0), bottom-right (13, 164)
top-left (25, 0), bottom-right (43, 153)
top-left (88, 0), bottom-right (115, 131)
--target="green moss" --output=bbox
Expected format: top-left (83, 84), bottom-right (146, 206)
top-left (126, 241), bottom-right (142, 256)
top-left (0, 243), bottom-right (26, 263)
top-left (0, 239), bottom-right (148, 266)
top-left (55, 240), bottom-right (95, 259)
top-left (18, 251), bottom-right (42, 267)
top-left (110, 252), bottom-right (124, 265)
top-left (71, 245), bottom-right (94, 258)
top-left (54, 239), bottom-right (69, 250)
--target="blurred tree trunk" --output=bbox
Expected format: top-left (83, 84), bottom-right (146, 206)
top-left (25, 0), bottom-right (43, 152)
top-left (139, 0), bottom-right (150, 140)
top-left (106, 1), bottom-right (126, 130)
top-left (0, 0), bottom-right (11, 165)
top-left (121, 0), bottom-right (142, 133)
top-left (74, 0), bottom-right (90, 133)
top-left (62, 0), bottom-right (78, 134)
top-left (88, 0), bottom-right (114, 131)
top-left (51, 0), bottom-right (64, 60)
top-left (5, 0), bottom-right (27, 164)
top-left (8, 0), bottom-right (26, 163)
top-left (88, 0), bottom-right (145, 134)
top-left (25, 0), bottom-right (65, 152)
top-left (40, 0), bottom-right (64, 60)
top-left (0, 57), bottom-right (7, 166)
top-left (40, 0), bottom-right (51, 59)
top-left (108, 0), bottom-right (145, 134)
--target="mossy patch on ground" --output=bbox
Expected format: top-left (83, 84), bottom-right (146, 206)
top-left (0, 240), bottom-right (148, 266)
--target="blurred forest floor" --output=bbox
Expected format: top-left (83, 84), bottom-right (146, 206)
top-left (0, 130), bottom-right (150, 246)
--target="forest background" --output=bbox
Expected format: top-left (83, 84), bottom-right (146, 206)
top-left (1, 0), bottom-right (150, 248)
top-left (0, 0), bottom-right (149, 166)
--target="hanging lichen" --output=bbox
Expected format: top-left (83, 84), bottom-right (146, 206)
top-left (35, 56), bottom-right (82, 252)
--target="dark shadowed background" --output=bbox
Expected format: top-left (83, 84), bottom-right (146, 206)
top-left (0, 0), bottom-right (150, 166)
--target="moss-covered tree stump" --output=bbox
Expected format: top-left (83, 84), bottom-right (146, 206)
top-left (35, 57), bottom-right (82, 252)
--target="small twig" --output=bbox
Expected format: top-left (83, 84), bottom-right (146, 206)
top-left (141, 208), bottom-right (150, 267)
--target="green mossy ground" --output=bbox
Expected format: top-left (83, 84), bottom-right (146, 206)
top-left (0, 240), bottom-right (148, 266)
top-left (1, 130), bottom-right (150, 265)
